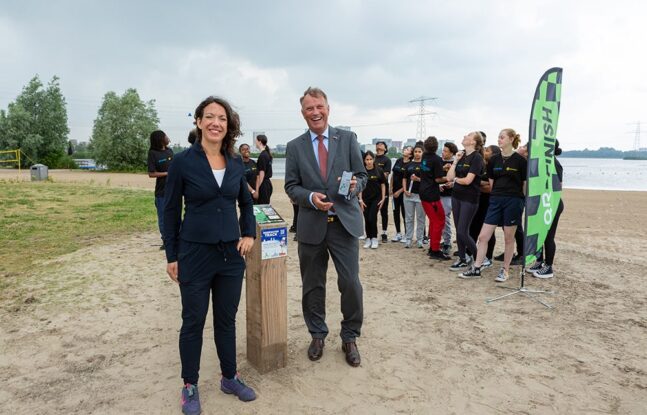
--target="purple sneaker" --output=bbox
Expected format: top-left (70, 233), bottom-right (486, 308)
top-left (220, 373), bottom-right (256, 402)
top-left (181, 383), bottom-right (201, 415)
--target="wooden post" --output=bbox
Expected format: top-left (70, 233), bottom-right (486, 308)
top-left (245, 205), bottom-right (288, 373)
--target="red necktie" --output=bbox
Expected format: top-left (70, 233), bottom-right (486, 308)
top-left (317, 135), bottom-right (328, 180)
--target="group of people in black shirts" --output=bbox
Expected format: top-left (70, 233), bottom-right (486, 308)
top-left (359, 129), bottom-right (564, 282)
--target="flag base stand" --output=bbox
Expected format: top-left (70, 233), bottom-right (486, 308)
top-left (486, 267), bottom-right (554, 308)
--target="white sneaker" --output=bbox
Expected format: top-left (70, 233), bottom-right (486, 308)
top-left (482, 258), bottom-right (493, 269)
top-left (495, 268), bottom-right (509, 282)
top-left (404, 240), bottom-right (412, 248)
top-left (359, 235), bottom-right (366, 240)
top-left (370, 238), bottom-right (379, 249)
top-left (391, 233), bottom-right (402, 242)
top-left (363, 239), bottom-right (372, 249)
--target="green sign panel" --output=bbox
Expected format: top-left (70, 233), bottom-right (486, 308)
top-left (524, 68), bottom-right (563, 266)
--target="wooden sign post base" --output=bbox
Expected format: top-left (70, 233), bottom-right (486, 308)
top-left (245, 205), bottom-right (288, 373)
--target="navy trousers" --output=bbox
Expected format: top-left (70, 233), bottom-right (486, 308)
top-left (178, 240), bottom-right (245, 384)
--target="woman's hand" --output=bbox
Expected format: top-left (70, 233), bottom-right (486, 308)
top-left (377, 198), bottom-right (385, 209)
top-left (252, 191), bottom-right (259, 200)
top-left (167, 262), bottom-right (179, 284)
top-left (394, 189), bottom-right (403, 198)
top-left (237, 236), bottom-right (254, 256)
top-left (404, 191), bottom-right (411, 197)
top-left (359, 199), bottom-right (366, 212)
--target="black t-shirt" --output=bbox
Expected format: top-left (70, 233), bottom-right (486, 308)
top-left (363, 167), bottom-right (387, 201)
top-left (243, 159), bottom-right (258, 188)
top-left (391, 158), bottom-right (409, 192)
top-left (440, 159), bottom-right (453, 197)
top-left (256, 149), bottom-right (273, 181)
top-left (419, 153), bottom-right (445, 202)
top-left (478, 169), bottom-right (491, 204)
top-left (375, 154), bottom-right (392, 178)
top-left (404, 161), bottom-right (423, 194)
top-left (451, 152), bottom-right (484, 204)
top-left (147, 148), bottom-right (174, 197)
top-left (487, 152), bottom-right (527, 198)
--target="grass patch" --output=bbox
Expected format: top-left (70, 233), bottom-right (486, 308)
top-left (0, 180), bottom-right (157, 298)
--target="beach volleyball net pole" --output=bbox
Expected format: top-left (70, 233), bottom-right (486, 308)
top-left (0, 149), bottom-right (22, 174)
top-left (486, 68), bottom-right (563, 309)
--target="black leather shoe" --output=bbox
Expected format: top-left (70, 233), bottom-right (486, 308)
top-left (342, 342), bottom-right (361, 367)
top-left (308, 338), bottom-right (324, 361)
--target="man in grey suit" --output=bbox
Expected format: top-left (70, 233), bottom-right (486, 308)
top-left (285, 87), bottom-right (367, 367)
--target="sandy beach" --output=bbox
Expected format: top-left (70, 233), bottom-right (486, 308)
top-left (1, 169), bottom-right (645, 414)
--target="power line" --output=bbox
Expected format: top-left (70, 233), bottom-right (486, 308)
top-left (627, 121), bottom-right (644, 150)
top-left (409, 96), bottom-right (437, 141)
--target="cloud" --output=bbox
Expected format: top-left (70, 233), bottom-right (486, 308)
top-left (0, 1), bottom-right (645, 150)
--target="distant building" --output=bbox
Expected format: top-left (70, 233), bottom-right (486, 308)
top-left (275, 144), bottom-right (287, 154)
top-left (335, 125), bottom-right (352, 131)
top-left (252, 131), bottom-right (265, 141)
top-left (403, 138), bottom-right (418, 148)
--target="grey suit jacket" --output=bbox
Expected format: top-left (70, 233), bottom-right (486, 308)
top-left (285, 126), bottom-right (367, 244)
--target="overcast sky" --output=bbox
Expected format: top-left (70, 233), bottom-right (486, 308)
top-left (1, 0), bottom-right (645, 150)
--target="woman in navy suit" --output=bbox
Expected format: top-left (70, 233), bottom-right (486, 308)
top-left (163, 96), bottom-right (257, 414)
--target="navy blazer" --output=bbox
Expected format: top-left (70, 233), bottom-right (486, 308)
top-left (163, 141), bottom-right (256, 262)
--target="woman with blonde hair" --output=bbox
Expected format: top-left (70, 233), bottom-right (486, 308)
top-left (459, 128), bottom-right (527, 282)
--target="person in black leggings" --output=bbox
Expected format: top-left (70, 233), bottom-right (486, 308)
top-left (359, 151), bottom-right (386, 249)
top-left (374, 141), bottom-right (392, 242)
top-left (390, 146), bottom-right (412, 242)
top-left (446, 131), bottom-right (485, 271)
top-left (528, 140), bottom-right (564, 279)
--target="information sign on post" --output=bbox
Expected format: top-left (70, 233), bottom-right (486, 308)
top-left (245, 204), bottom-right (288, 373)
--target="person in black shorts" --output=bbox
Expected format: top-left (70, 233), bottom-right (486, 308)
top-left (446, 132), bottom-right (485, 270)
top-left (460, 128), bottom-right (527, 282)
top-left (359, 151), bottom-right (386, 249)
top-left (390, 145), bottom-right (412, 242)
top-left (374, 141), bottom-right (392, 242)
top-left (254, 134), bottom-right (273, 204)
top-left (148, 130), bottom-right (174, 249)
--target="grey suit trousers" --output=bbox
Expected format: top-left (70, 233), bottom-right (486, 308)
top-left (298, 220), bottom-right (363, 342)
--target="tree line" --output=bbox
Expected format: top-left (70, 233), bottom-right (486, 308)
top-left (0, 75), bottom-right (159, 170)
